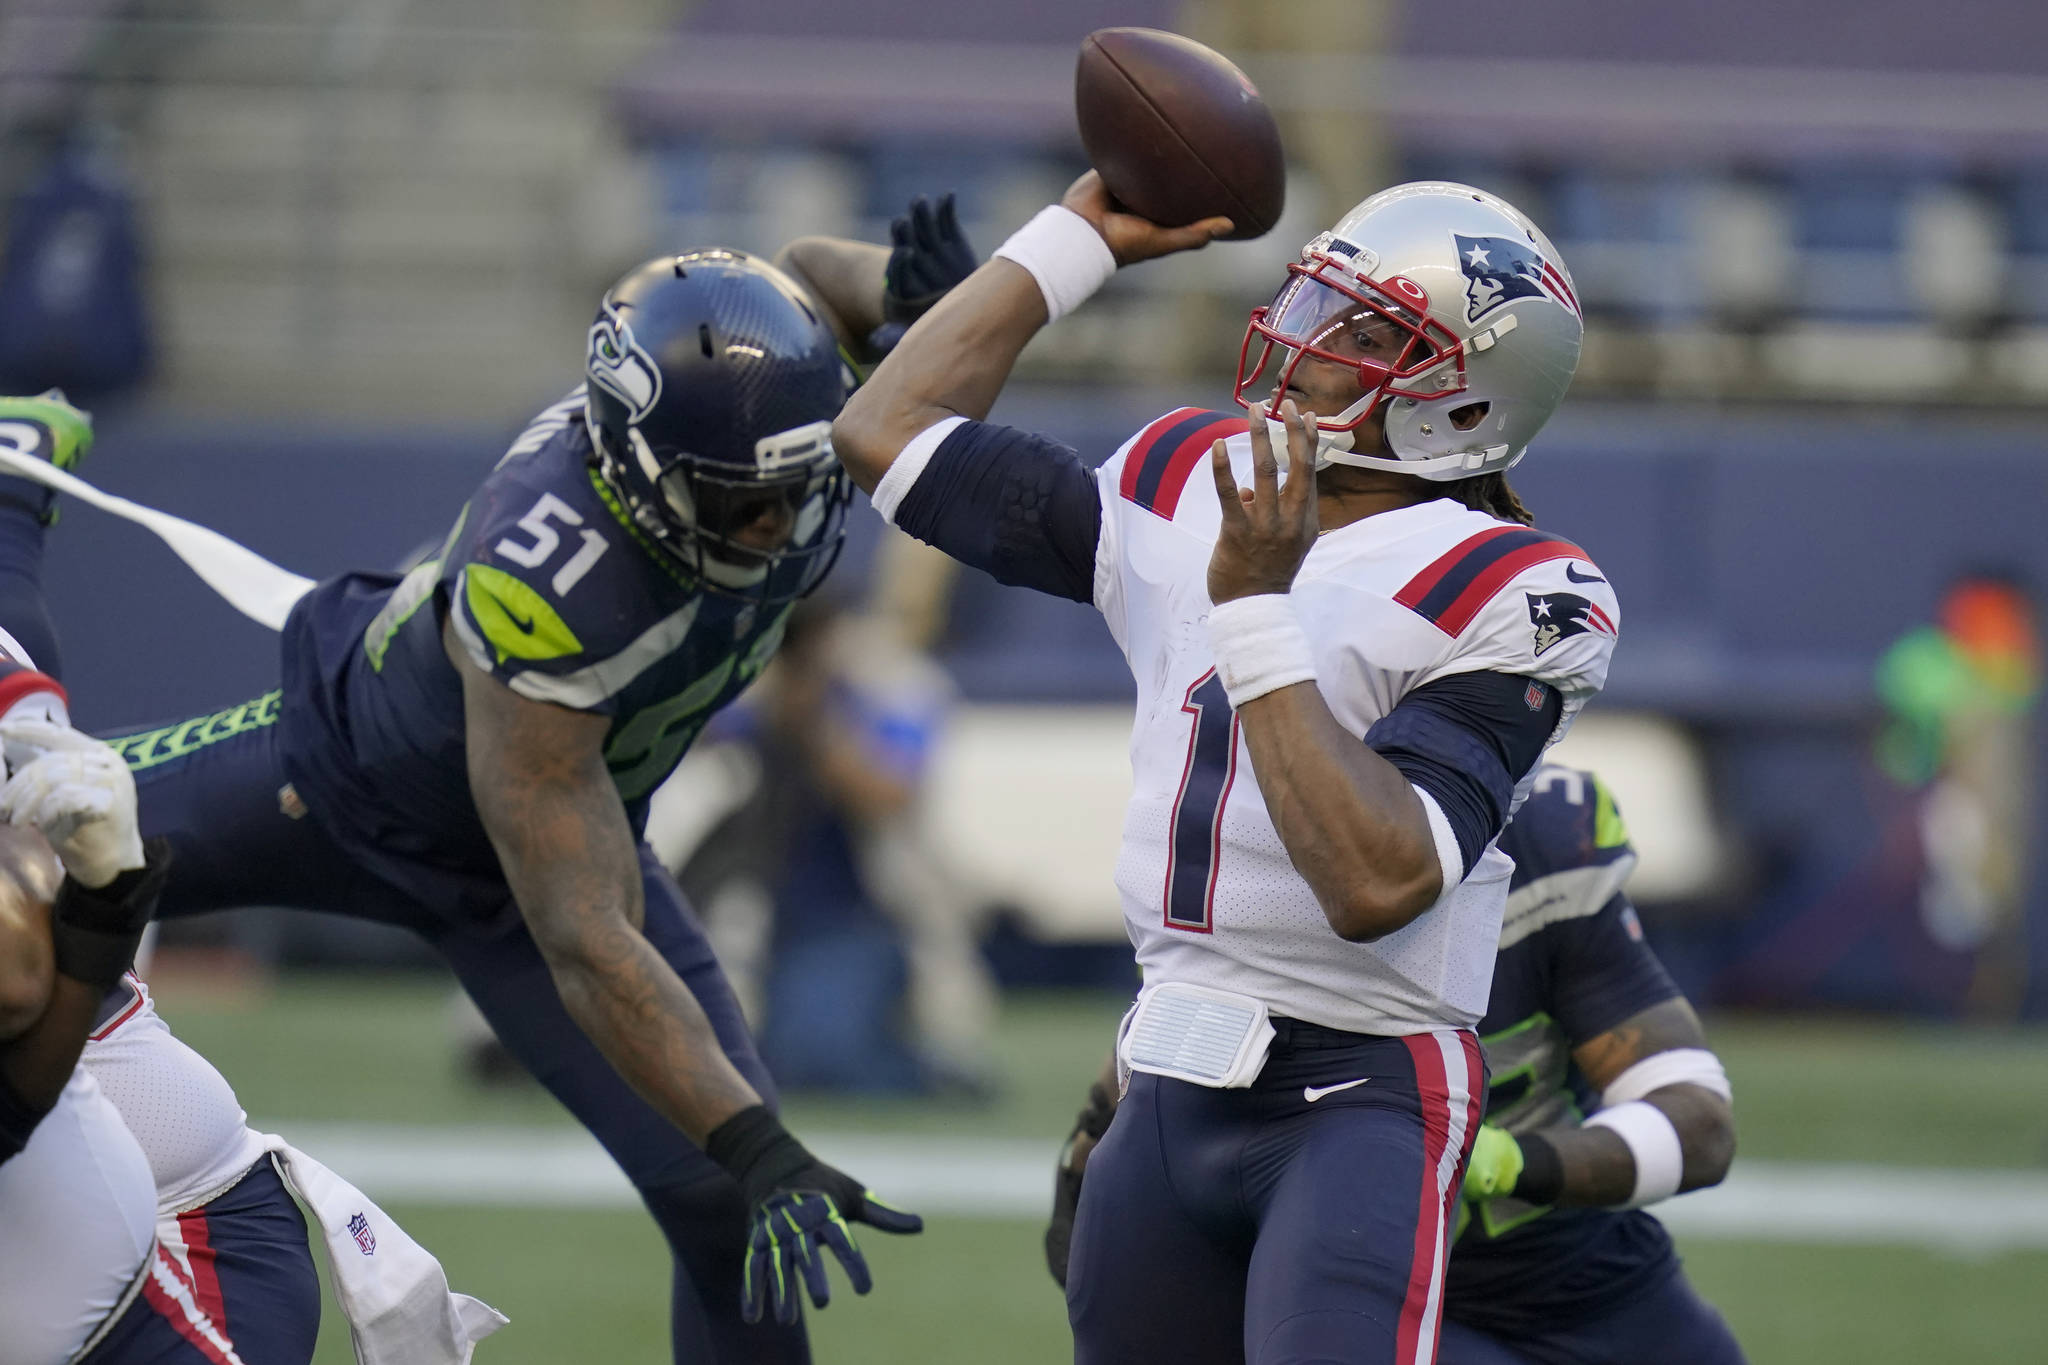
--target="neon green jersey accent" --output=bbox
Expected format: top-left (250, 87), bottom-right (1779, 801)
top-left (0, 392), bottom-right (93, 470)
top-left (584, 466), bottom-right (698, 591)
top-left (463, 563), bottom-right (582, 664)
top-left (1592, 776), bottom-right (1630, 850)
top-left (109, 691), bottom-right (281, 771)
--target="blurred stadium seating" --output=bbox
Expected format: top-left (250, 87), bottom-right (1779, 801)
top-left (4, 4), bottom-right (2045, 1361)
top-left (3, 0), bottom-right (2045, 1021)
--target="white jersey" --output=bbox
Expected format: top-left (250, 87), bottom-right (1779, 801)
top-left (0, 1069), bottom-right (156, 1365)
top-left (83, 975), bottom-right (269, 1215)
top-left (1093, 410), bottom-right (1619, 1034)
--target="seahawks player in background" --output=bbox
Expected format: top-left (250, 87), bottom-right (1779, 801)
top-left (0, 197), bottom-right (978, 1361)
top-left (1048, 764), bottom-right (1745, 1365)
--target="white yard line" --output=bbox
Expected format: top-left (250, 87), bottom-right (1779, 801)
top-left (262, 1122), bottom-right (2048, 1252)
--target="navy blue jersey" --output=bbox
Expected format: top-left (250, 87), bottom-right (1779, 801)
top-left (1443, 763), bottom-right (1685, 1337)
top-left (276, 391), bottom-right (805, 924)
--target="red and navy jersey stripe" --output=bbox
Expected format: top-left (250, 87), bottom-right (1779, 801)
top-left (1118, 408), bottom-right (1247, 520)
top-left (1395, 526), bottom-right (1594, 636)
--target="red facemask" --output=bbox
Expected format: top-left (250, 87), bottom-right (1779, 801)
top-left (1233, 252), bottom-right (1468, 433)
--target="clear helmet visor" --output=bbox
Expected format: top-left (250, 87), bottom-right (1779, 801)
top-left (1235, 258), bottom-right (1468, 435)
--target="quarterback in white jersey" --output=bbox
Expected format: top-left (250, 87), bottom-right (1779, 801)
top-left (837, 173), bottom-right (1615, 1365)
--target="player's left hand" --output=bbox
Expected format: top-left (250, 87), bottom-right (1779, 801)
top-left (883, 193), bottom-right (978, 325)
top-left (0, 719), bottom-right (144, 888)
top-left (709, 1107), bottom-right (923, 1325)
top-left (1207, 397), bottom-right (1319, 605)
top-left (1461, 1122), bottom-right (1526, 1202)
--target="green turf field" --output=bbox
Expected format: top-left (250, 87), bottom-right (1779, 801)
top-left (152, 974), bottom-right (2048, 1363)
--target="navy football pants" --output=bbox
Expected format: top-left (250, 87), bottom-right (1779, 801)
top-left (116, 712), bottom-right (808, 1365)
top-left (74, 1161), bottom-right (316, 1365)
top-left (1436, 1264), bottom-right (1747, 1365)
top-left (1068, 1021), bottom-right (1484, 1365)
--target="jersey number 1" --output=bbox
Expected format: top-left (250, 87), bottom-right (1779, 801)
top-left (1163, 670), bottom-right (1238, 933)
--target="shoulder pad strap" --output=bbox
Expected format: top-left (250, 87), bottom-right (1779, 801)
top-left (1118, 408), bottom-right (1247, 520)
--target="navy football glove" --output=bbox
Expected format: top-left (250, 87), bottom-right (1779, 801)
top-left (706, 1106), bottom-right (923, 1325)
top-left (874, 192), bottom-right (978, 349)
top-left (1044, 1078), bottom-right (1117, 1288)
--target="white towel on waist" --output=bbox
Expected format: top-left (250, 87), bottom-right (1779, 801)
top-left (260, 1136), bottom-right (508, 1365)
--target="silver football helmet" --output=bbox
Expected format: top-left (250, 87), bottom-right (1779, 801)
top-left (1233, 181), bottom-right (1583, 479)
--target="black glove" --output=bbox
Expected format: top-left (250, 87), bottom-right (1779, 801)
top-left (869, 192), bottom-right (979, 353)
top-left (706, 1105), bottom-right (923, 1325)
top-left (1044, 1079), bottom-right (1118, 1288)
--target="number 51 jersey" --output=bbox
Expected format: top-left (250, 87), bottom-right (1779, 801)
top-left (1095, 411), bottom-right (1619, 1037)
top-left (276, 391), bottom-right (805, 926)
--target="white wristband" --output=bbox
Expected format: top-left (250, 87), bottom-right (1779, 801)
top-left (1600, 1048), bottom-right (1732, 1107)
top-left (1584, 1100), bottom-right (1685, 1208)
top-left (992, 205), bottom-right (1117, 323)
top-left (1207, 595), bottom-right (1316, 708)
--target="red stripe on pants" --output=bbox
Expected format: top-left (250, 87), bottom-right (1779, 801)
top-left (1395, 1034), bottom-right (1457, 1364)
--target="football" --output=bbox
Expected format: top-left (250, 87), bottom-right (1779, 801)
top-left (1075, 27), bottom-right (1286, 241)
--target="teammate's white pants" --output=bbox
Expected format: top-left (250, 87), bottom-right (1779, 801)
top-left (0, 1069), bottom-right (156, 1365)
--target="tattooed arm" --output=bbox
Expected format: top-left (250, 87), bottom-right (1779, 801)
top-left (1536, 997), bottom-right (1736, 1206)
top-left (448, 620), bottom-right (761, 1144)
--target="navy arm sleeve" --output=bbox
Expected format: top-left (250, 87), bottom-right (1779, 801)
top-left (1549, 893), bottom-right (1684, 1046)
top-left (890, 420), bottom-right (1103, 604)
top-left (1364, 671), bottom-right (1563, 877)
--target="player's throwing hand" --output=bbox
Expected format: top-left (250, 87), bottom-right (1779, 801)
top-left (1207, 397), bottom-right (1320, 605)
top-left (706, 1106), bottom-right (923, 1325)
top-left (1060, 171), bottom-right (1233, 267)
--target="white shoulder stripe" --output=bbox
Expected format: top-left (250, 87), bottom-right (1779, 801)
top-left (1497, 853), bottom-right (1637, 950)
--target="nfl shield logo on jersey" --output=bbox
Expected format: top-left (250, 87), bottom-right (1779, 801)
top-left (1455, 234), bottom-right (1580, 323)
top-left (1527, 591), bottom-right (1614, 656)
top-left (348, 1211), bottom-right (377, 1255)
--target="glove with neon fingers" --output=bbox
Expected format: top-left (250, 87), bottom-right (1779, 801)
top-left (706, 1105), bottom-right (923, 1325)
top-left (869, 192), bottom-right (978, 353)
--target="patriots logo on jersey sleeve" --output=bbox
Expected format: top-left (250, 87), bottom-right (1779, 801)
top-left (1455, 234), bottom-right (1580, 324)
top-left (1526, 591), bottom-right (1614, 656)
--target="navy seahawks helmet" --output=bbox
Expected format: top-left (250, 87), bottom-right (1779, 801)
top-left (584, 249), bottom-right (852, 602)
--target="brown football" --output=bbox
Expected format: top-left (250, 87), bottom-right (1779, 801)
top-left (1075, 27), bottom-right (1286, 241)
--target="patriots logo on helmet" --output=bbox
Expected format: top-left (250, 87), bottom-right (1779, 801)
top-left (1527, 590), bottom-right (1614, 656)
top-left (348, 1211), bottom-right (376, 1256)
top-left (586, 307), bottom-right (663, 424)
top-left (1455, 234), bottom-right (1580, 324)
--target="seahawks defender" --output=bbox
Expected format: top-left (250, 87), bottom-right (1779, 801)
top-left (1439, 763), bottom-right (1742, 1364)
top-left (837, 173), bottom-right (1615, 1365)
top-left (1045, 765), bottom-right (1745, 1365)
top-left (0, 205), bottom-right (976, 1360)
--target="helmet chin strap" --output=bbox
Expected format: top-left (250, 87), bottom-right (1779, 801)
top-left (1257, 397), bottom-right (1518, 481)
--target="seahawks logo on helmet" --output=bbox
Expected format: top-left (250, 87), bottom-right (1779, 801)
top-left (1456, 234), bottom-right (1579, 324)
top-left (587, 307), bottom-right (663, 424)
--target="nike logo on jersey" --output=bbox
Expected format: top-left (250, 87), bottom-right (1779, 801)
top-left (1564, 564), bottom-right (1606, 584)
top-left (1303, 1078), bottom-right (1370, 1102)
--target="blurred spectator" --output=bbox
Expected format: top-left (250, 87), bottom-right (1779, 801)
top-left (0, 137), bottom-right (151, 405)
top-left (1876, 572), bottom-right (2041, 1010)
top-left (674, 600), bottom-right (993, 1096)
